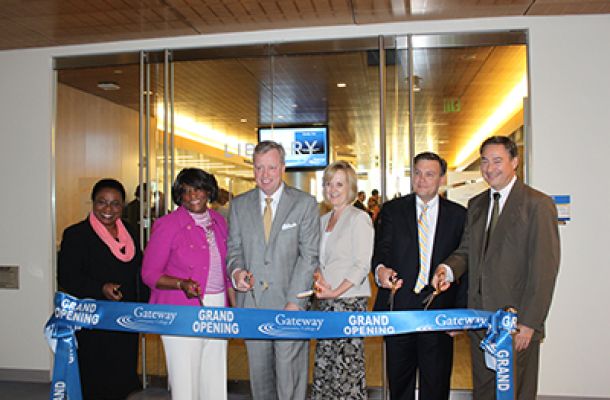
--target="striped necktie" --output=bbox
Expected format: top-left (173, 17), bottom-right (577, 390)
top-left (414, 204), bottom-right (430, 294)
top-left (263, 197), bottom-right (273, 242)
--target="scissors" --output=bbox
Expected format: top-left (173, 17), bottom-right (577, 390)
top-left (297, 274), bottom-right (323, 299)
top-left (245, 271), bottom-right (269, 308)
top-left (388, 276), bottom-right (399, 311)
top-left (185, 278), bottom-right (204, 306)
top-left (244, 271), bottom-right (258, 307)
top-left (422, 288), bottom-right (440, 310)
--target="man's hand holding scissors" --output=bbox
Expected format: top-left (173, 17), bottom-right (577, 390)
top-left (377, 264), bottom-right (403, 290)
top-left (232, 269), bottom-right (255, 292)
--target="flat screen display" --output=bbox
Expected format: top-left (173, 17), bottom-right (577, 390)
top-left (257, 126), bottom-right (329, 170)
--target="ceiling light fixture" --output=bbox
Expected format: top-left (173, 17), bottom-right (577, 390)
top-left (337, 83), bottom-right (347, 88)
top-left (391, 0), bottom-right (407, 16)
top-left (156, 104), bottom-right (241, 155)
top-left (240, 118), bottom-right (247, 123)
top-left (409, 0), bottom-right (427, 15)
top-left (97, 81), bottom-right (120, 91)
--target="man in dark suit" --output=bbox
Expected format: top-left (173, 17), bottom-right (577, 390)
top-left (227, 141), bottom-right (319, 400)
top-left (433, 136), bottom-right (560, 400)
top-left (354, 190), bottom-right (367, 211)
top-left (372, 151), bottom-right (467, 400)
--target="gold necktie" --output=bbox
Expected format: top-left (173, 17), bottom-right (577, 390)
top-left (263, 197), bottom-right (273, 242)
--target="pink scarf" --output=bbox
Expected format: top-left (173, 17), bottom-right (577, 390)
top-left (89, 213), bottom-right (135, 262)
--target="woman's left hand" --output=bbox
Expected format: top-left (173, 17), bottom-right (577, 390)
top-left (103, 283), bottom-right (123, 301)
top-left (313, 279), bottom-right (335, 299)
top-left (179, 278), bottom-right (202, 299)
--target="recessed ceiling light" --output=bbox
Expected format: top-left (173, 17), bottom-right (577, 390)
top-left (337, 83), bottom-right (347, 88)
top-left (240, 118), bottom-right (247, 123)
top-left (97, 81), bottom-right (120, 91)
top-left (113, 69), bottom-right (123, 74)
top-left (460, 54), bottom-right (478, 61)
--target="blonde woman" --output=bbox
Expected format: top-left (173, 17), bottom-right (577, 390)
top-left (311, 161), bottom-right (374, 400)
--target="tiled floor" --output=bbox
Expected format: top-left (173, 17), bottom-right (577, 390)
top-left (1, 379), bottom-right (472, 399)
top-left (142, 333), bottom-right (473, 390)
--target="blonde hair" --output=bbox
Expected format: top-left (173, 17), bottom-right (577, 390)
top-left (322, 161), bottom-right (358, 205)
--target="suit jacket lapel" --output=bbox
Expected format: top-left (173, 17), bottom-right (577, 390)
top-left (247, 190), bottom-right (266, 247)
top-left (486, 180), bottom-right (524, 254)
top-left (323, 206), bottom-right (352, 262)
top-left (432, 199), bottom-right (448, 266)
top-left (471, 192), bottom-right (490, 261)
top-left (404, 195), bottom-right (418, 253)
top-left (267, 185), bottom-right (295, 245)
top-left (320, 213), bottom-right (331, 261)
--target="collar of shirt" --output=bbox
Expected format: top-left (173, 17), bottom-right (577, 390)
top-left (416, 194), bottom-right (439, 214)
top-left (415, 194), bottom-right (439, 253)
top-left (259, 182), bottom-right (284, 215)
top-left (490, 175), bottom-right (517, 214)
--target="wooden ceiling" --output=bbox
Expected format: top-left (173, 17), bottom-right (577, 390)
top-left (49, 0), bottom-right (604, 179)
top-left (1, 0), bottom-right (609, 50)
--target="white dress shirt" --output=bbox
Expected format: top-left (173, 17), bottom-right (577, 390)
top-left (416, 194), bottom-right (439, 257)
top-left (231, 183), bottom-right (284, 288)
top-left (259, 183), bottom-right (284, 218)
top-left (374, 194), bottom-right (440, 284)
top-left (444, 175), bottom-right (517, 283)
top-left (485, 176), bottom-right (516, 228)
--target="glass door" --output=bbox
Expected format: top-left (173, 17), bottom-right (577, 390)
top-left (391, 31), bottom-right (529, 390)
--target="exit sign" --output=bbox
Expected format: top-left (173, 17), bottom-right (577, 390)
top-left (444, 98), bottom-right (461, 113)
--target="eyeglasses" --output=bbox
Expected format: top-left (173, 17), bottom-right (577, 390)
top-left (93, 199), bottom-right (123, 209)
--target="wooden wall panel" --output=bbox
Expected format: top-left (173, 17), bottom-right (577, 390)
top-left (55, 83), bottom-right (140, 244)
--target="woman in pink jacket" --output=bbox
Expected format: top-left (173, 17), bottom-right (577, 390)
top-left (142, 168), bottom-right (234, 400)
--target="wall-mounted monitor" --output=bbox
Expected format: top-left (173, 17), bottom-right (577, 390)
top-left (257, 125), bottom-right (329, 170)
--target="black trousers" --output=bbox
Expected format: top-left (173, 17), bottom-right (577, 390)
top-left (385, 332), bottom-right (454, 400)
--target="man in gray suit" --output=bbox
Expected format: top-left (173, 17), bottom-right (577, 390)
top-left (227, 140), bottom-right (319, 400)
top-left (433, 136), bottom-right (560, 400)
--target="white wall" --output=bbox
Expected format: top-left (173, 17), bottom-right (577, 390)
top-left (0, 13), bottom-right (608, 396)
top-left (0, 49), bottom-right (54, 374)
top-left (528, 16), bottom-right (610, 397)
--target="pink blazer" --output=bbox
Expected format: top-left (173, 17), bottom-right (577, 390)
top-left (142, 206), bottom-right (230, 306)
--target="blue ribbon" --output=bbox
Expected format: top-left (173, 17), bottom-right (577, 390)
top-left (45, 292), bottom-right (516, 400)
top-left (480, 309), bottom-right (518, 400)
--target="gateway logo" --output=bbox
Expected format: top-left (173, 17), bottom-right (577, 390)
top-left (258, 314), bottom-right (324, 338)
top-left (116, 307), bottom-right (178, 330)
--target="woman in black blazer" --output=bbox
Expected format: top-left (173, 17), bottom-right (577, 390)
top-left (58, 179), bottom-right (147, 400)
